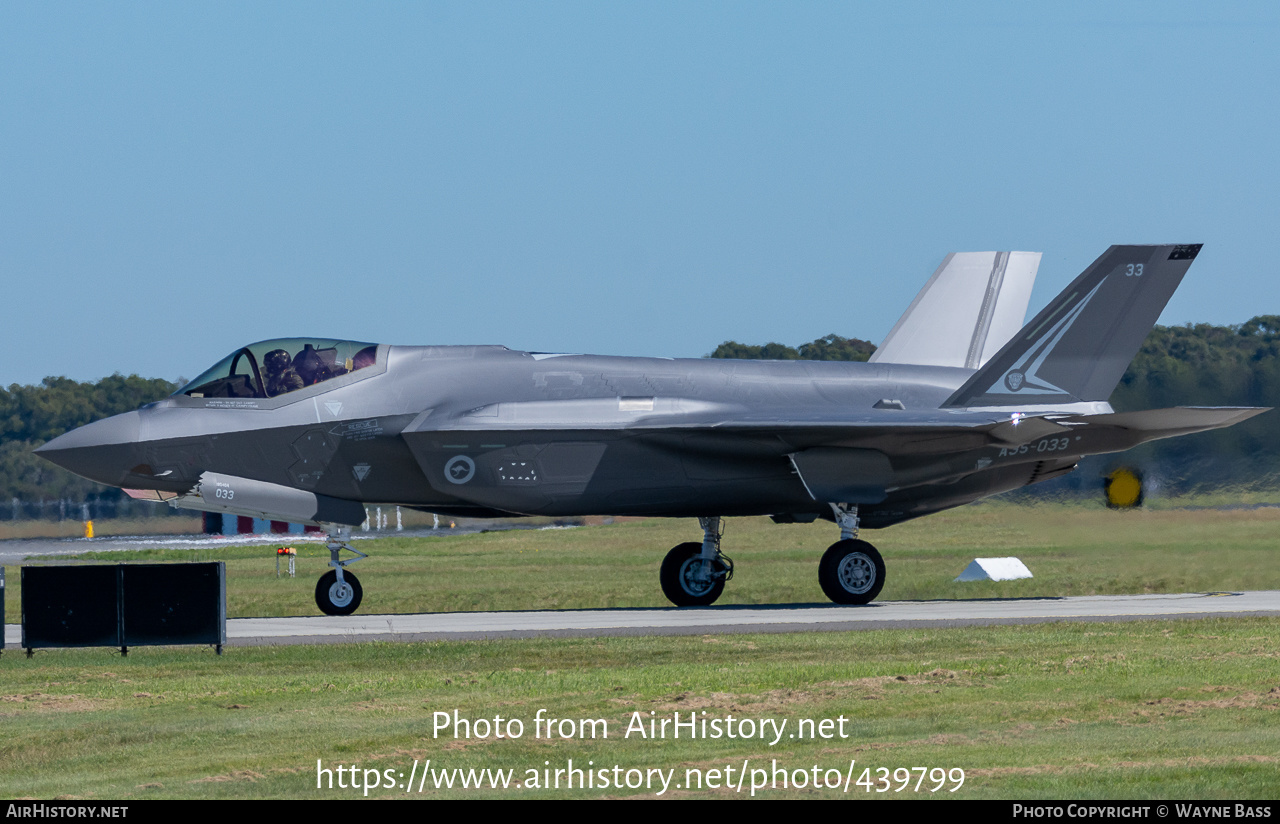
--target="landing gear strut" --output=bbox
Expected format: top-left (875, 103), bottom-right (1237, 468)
top-left (315, 525), bottom-right (367, 615)
top-left (818, 504), bottom-right (885, 605)
top-left (660, 516), bottom-right (734, 606)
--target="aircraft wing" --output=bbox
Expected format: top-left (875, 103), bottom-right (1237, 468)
top-left (404, 399), bottom-right (1268, 454)
top-left (699, 404), bottom-right (1269, 445)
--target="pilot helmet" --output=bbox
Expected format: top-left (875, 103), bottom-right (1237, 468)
top-left (264, 349), bottom-right (291, 373)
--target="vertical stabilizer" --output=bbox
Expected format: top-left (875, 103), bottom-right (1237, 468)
top-left (942, 244), bottom-right (1202, 408)
top-left (869, 251), bottom-right (1040, 369)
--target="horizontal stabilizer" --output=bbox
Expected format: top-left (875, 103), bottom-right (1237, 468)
top-left (1060, 406), bottom-right (1269, 443)
top-left (871, 251), bottom-right (1040, 369)
top-left (975, 406), bottom-right (1269, 456)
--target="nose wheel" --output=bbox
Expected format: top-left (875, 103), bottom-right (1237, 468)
top-left (315, 525), bottom-right (368, 615)
top-left (316, 569), bottom-right (363, 615)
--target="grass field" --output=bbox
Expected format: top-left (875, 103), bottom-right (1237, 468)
top-left (7, 500), bottom-right (1280, 621)
top-left (1, 620), bottom-right (1277, 799)
top-left (2, 501), bottom-right (1278, 799)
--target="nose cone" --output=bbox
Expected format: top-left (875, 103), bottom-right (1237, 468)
top-left (35, 411), bottom-right (144, 488)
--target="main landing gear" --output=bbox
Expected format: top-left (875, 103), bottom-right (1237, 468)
top-left (659, 505), bottom-right (885, 607)
top-left (660, 516), bottom-right (734, 606)
top-left (817, 504), bottom-right (885, 605)
top-left (315, 525), bottom-right (367, 615)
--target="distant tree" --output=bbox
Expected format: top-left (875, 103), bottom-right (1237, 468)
top-left (798, 334), bottom-right (876, 362)
top-left (706, 341), bottom-right (800, 360)
top-left (0, 374), bottom-right (177, 443)
top-left (0, 374), bottom-right (178, 507)
top-left (1238, 315), bottom-right (1280, 337)
top-left (707, 334), bottom-right (875, 362)
top-left (1082, 317), bottom-right (1280, 485)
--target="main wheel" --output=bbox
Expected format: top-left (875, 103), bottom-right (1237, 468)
top-left (316, 569), bottom-right (363, 615)
top-left (818, 539), bottom-right (885, 605)
top-left (660, 542), bottom-right (726, 607)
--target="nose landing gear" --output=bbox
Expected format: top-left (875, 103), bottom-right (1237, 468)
top-left (315, 525), bottom-right (367, 615)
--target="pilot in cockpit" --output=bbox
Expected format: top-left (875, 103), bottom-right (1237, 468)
top-left (293, 343), bottom-right (349, 386)
top-left (264, 349), bottom-right (304, 397)
top-left (178, 339), bottom-right (378, 401)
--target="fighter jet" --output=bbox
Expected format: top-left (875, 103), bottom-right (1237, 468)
top-left (36, 244), bottom-right (1266, 615)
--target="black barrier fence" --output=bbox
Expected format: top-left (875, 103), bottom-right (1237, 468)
top-left (20, 562), bottom-right (226, 656)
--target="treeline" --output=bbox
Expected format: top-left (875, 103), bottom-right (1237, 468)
top-left (708, 318), bottom-right (1280, 488)
top-left (0, 375), bottom-right (178, 518)
top-left (1105, 316), bottom-right (1280, 486)
top-left (707, 333), bottom-right (876, 362)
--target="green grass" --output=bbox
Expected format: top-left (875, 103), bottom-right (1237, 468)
top-left (7, 500), bottom-right (1280, 622)
top-left (3, 501), bottom-right (1278, 798)
top-left (0, 619), bottom-right (1277, 798)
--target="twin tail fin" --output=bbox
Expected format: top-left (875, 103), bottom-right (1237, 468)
top-left (942, 244), bottom-right (1202, 408)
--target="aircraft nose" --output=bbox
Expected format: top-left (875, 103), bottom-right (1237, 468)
top-left (35, 411), bottom-right (144, 487)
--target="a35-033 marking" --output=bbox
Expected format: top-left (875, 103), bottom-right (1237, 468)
top-left (997, 436), bottom-right (1079, 459)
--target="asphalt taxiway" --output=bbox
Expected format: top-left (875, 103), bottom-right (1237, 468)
top-left (7, 591), bottom-right (1277, 648)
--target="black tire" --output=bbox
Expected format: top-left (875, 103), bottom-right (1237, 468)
top-left (818, 539), bottom-right (885, 605)
top-left (660, 542), bottom-right (726, 607)
top-left (316, 569), bottom-right (363, 615)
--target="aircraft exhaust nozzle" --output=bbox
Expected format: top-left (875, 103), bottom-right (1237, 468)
top-left (172, 471), bottom-right (367, 527)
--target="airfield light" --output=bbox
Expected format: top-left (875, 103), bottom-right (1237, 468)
top-left (276, 546), bottom-right (297, 578)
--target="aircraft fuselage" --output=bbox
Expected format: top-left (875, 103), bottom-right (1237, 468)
top-left (38, 345), bottom-right (1108, 528)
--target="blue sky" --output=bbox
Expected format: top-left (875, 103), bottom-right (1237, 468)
top-left (3, 2), bottom-right (1278, 386)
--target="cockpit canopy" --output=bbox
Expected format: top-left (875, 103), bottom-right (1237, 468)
top-left (176, 339), bottom-right (380, 400)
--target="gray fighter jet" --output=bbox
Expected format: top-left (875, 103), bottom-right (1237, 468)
top-left (36, 244), bottom-right (1266, 615)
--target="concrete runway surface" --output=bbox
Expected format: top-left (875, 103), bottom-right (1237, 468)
top-left (6, 591), bottom-right (1279, 649)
